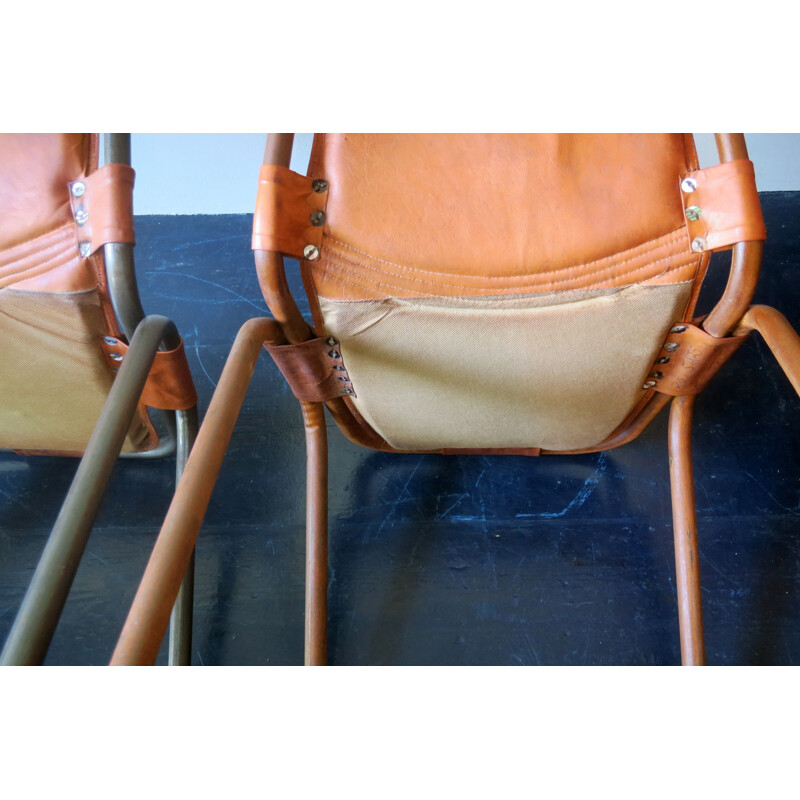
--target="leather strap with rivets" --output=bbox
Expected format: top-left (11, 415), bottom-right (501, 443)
top-left (646, 321), bottom-right (750, 396)
top-left (68, 164), bottom-right (136, 258)
top-left (251, 164), bottom-right (328, 260)
top-left (264, 335), bottom-right (356, 402)
top-left (679, 159), bottom-right (766, 253)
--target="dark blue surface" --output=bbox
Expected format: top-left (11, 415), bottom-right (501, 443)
top-left (2, 195), bottom-right (799, 665)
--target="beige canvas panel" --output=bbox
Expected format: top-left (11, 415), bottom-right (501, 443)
top-left (319, 282), bottom-right (693, 452)
top-left (0, 286), bottom-right (151, 454)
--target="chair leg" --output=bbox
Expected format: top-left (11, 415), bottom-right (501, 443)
top-left (667, 394), bottom-right (706, 666)
top-left (739, 305), bottom-right (800, 398)
top-left (301, 401), bottom-right (329, 666)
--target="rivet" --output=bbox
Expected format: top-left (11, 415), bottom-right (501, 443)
top-left (103, 336), bottom-right (117, 346)
top-left (74, 206), bottom-right (89, 225)
top-left (333, 365), bottom-right (346, 371)
top-left (326, 336), bottom-right (339, 346)
top-left (650, 371), bottom-right (664, 379)
top-left (670, 325), bottom-right (688, 334)
top-left (312, 179), bottom-right (328, 193)
top-left (691, 236), bottom-right (707, 253)
top-left (304, 244), bottom-right (320, 261)
top-left (328, 350), bottom-right (341, 359)
top-left (71, 181), bottom-right (86, 197)
top-left (111, 367), bottom-right (119, 374)
top-left (109, 352), bottom-right (124, 362)
top-left (79, 242), bottom-right (92, 258)
top-left (681, 177), bottom-right (698, 193)
top-left (338, 376), bottom-right (350, 382)
top-left (656, 356), bottom-right (671, 364)
top-left (310, 210), bottom-right (326, 227)
top-left (642, 380), bottom-right (657, 389)
top-left (342, 387), bottom-right (353, 395)
top-left (685, 205), bottom-right (702, 222)
top-left (664, 342), bottom-right (680, 352)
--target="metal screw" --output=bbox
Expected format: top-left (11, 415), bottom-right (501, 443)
top-left (79, 242), bottom-right (92, 258)
top-left (103, 336), bottom-right (117, 345)
top-left (650, 371), bottom-right (664, 379)
top-left (312, 179), bottom-right (328, 193)
top-left (74, 206), bottom-right (89, 225)
top-left (326, 336), bottom-right (339, 346)
top-left (664, 342), bottom-right (680, 352)
top-left (71, 181), bottom-right (86, 197)
top-left (685, 205), bottom-right (702, 221)
top-left (681, 177), bottom-right (698, 193)
top-left (111, 367), bottom-right (119, 374)
top-left (691, 236), bottom-right (707, 253)
top-left (304, 244), bottom-right (320, 261)
top-left (328, 350), bottom-right (341, 359)
top-left (656, 356), bottom-right (670, 364)
top-left (310, 210), bottom-right (326, 227)
top-left (670, 325), bottom-right (688, 334)
top-left (333, 365), bottom-right (346, 371)
top-left (642, 380), bottom-right (657, 389)
top-left (109, 352), bottom-right (124, 362)
top-left (342, 387), bottom-right (353, 395)
top-left (338, 376), bottom-right (350, 382)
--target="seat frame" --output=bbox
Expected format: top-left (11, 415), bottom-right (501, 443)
top-left (111, 133), bottom-right (795, 666)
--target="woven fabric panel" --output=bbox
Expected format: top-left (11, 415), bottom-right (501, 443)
top-left (0, 285), bottom-right (151, 454)
top-left (319, 281), bottom-right (693, 451)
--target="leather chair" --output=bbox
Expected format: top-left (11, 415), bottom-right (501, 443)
top-left (0, 133), bottom-right (198, 665)
top-left (111, 133), bottom-right (798, 666)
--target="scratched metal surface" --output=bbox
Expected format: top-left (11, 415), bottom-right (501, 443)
top-left (1, 195), bottom-right (799, 665)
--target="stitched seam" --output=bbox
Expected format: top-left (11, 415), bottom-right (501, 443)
top-left (0, 221), bottom-right (74, 262)
top-left (0, 227), bottom-right (74, 272)
top-left (325, 228), bottom-right (685, 283)
top-left (0, 242), bottom-right (76, 286)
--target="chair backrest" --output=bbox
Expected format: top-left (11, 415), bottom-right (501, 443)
top-left (0, 133), bottom-right (154, 454)
top-left (255, 133), bottom-right (765, 455)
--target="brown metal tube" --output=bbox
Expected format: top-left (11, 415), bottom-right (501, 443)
top-left (301, 402), bottom-right (328, 665)
top-left (739, 305), bottom-right (800, 397)
top-left (667, 395), bottom-right (706, 665)
top-left (110, 318), bottom-right (285, 665)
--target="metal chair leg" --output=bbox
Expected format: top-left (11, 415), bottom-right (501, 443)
top-left (668, 394), bottom-right (706, 665)
top-left (739, 305), bottom-right (800, 397)
top-left (301, 402), bottom-right (329, 666)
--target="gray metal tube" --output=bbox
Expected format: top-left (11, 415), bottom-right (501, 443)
top-left (0, 315), bottom-right (179, 666)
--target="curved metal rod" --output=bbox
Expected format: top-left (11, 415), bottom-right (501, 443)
top-left (0, 316), bottom-right (180, 665)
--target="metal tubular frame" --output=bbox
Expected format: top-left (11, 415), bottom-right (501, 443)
top-left (114, 133), bottom-right (793, 666)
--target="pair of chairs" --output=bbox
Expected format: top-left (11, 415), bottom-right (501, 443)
top-left (1, 132), bottom-right (796, 665)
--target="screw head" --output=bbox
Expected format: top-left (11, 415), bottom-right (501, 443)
top-left (685, 205), bottom-right (702, 222)
top-left (681, 177), bottom-right (698, 193)
top-left (656, 356), bottom-right (671, 364)
top-left (328, 350), bottom-right (341, 359)
top-left (103, 336), bottom-right (118, 345)
top-left (650, 371), bottom-right (664, 379)
top-left (642, 380), bottom-right (657, 389)
top-left (664, 342), bottom-right (680, 352)
top-left (312, 179), bottom-right (328, 193)
top-left (304, 244), bottom-right (320, 261)
top-left (109, 352), bottom-right (124, 362)
top-left (691, 236), bottom-right (707, 253)
top-left (71, 181), bottom-right (86, 197)
top-left (333, 365), bottom-right (346, 371)
top-left (78, 242), bottom-right (92, 258)
top-left (111, 367), bottom-right (119, 374)
top-left (342, 387), bottom-right (353, 395)
top-left (310, 210), bottom-right (326, 227)
top-left (326, 336), bottom-right (339, 346)
top-left (670, 325), bottom-right (688, 334)
top-left (74, 206), bottom-right (89, 225)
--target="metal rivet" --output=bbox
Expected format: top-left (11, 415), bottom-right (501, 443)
top-left (685, 205), bottom-right (702, 222)
top-left (656, 356), bottom-right (671, 364)
top-left (111, 367), bottom-right (119, 374)
top-left (71, 181), bottom-right (86, 197)
top-left (74, 206), bottom-right (89, 225)
top-left (642, 380), bottom-right (657, 389)
top-left (109, 352), bottom-right (124, 362)
top-left (326, 336), bottom-right (339, 346)
top-left (79, 242), bottom-right (92, 258)
top-left (670, 325), bottom-right (688, 334)
top-left (310, 210), bottom-right (326, 227)
top-left (312, 179), bottom-right (328, 193)
top-left (681, 177), bottom-right (698, 193)
top-left (650, 371), bottom-right (664, 379)
top-left (103, 336), bottom-right (117, 345)
top-left (328, 350), bottom-right (341, 359)
top-left (342, 387), bottom-right (353, 395)
top-left (304, 244), bottom-right (320, 261)
top-left (333, 365), bottom-right (346, 371)
top-left (338, 376), bottom-right (350, 382)
top-left (691, 236), bottom-right (707, 253)
top-left (664, 342), bottom-right (680, 352)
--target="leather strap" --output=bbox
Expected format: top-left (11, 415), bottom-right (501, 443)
top-left (264, 336), bottom-right (356, 401)
top-left (251, 164), bottom-right (328, 258)
top-left (648, 321), bottom-right (750, 396)
top-left (101, 336), bottom-right (198, 410)
top-left (69, 164), bottom-right (136, 257)
top-left (680, 159), bottom-right (766, 251)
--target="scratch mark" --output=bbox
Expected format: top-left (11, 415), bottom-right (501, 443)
top-left (192, 324), bottom-right (218, 388)
top-left (145, 271), bottom-right (267, 312)
top-left (437, 493), bottom-right (469, 520)
top-left (87, 551), bottom-right (108, 566)
top-left (742, 471), bottom-right (800, 516)
top-left (197, 650), bottom-right (205, 666)
top-left (368, 457), bottom-right (424, 541)
top-left (516, 452), bottom-right (607, 519)
top-left (474, 469), bottom-right (486, 488)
